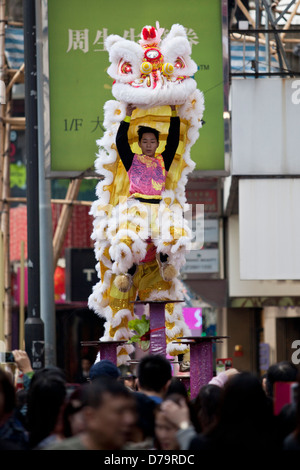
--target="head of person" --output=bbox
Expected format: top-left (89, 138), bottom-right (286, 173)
top-left (265, 361), bottom-right (298, 399)
top-left (126, 392), bottom-right (156, 446)
top-left (192, 384), bottom-right (223, 433)
top-left (121, 371), bottom-right (137, 391)
top-left (63, 386), bottom-right (87, 437)
top-left (137, 355), bottom-right (172, 398)
top-left (81, 357), bottom-right (92, 374)
top-left (81, 378), bottom-right (136, 450)
top-left (26, 367), bottom-right (67, 448)
top-left (154, 393), bottom-right (186, 451)
top-left (89, 360), bottom-right (121, 382)
top-left (0, 368), bottom-right (16, 421)
top-left (138, 126), bottom-right (159, 158)
top-left (166, 377), bottom-right (189, 401)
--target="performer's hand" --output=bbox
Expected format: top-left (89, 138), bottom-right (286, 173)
top-left (170, 105), bottom-right (176, 111)
top-left (126, 103), bottom-right (136, 116)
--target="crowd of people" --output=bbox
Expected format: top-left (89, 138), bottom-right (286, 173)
top-left (0, 350), bottom-right (299, 451)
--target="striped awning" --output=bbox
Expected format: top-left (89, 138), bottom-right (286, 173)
top-left (230, 41), bottom-right (280, 74)
top-left (5, 26), bottom-right (24, 69)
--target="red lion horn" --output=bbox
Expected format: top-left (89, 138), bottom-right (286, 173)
top-left (142, 26), bottom-right (156, 40)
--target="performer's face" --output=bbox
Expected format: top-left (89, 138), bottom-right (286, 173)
top-left (138, 132), bottom-right (159, 157)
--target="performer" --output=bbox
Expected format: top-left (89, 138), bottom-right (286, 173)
top-left (112, 103), bottom-right (184, 292)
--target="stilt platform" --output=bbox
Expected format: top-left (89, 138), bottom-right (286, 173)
top-left (80, 340), bottom-right (127, 365)
top-left (175, 336), bottom-right (229, 399)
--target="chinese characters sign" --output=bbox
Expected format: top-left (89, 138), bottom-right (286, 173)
top-left (45, 0), bottom-right (227, 175)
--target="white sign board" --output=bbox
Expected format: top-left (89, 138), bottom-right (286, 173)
top-left (182, 249), bottom-right (219, 274)
top-left (231, 78), bottom-right (300, 175)
top-left (239, 179), bottom-right (300, 280)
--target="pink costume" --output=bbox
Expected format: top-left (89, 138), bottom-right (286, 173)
top-left (128, 153), bottom-right (166, 197)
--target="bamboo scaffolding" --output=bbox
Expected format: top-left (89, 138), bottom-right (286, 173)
top-left (280, 0), bottom-right (300, 42)
top-left (0, 0), bottom-right (6, 213)
top-left (234, 0), bottom-right (299, 71)
top-left (52, 178), bottom-right (82, 268)
top-left (0, 232), bottom-right (4, 342)
top-left (0, 99), bottom-right (12, 350)
top-left (5, 62), bottom-right (24, 96)
top-left (2, 116), bottom-right (25, 126)
top-left (236, 0), bottom-right (267, 41)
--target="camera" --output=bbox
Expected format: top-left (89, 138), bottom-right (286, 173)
top-left (0, 352), bottom-right (15, 363)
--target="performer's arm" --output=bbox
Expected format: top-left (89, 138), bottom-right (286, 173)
top-left (116, 104), bottom-right (136, 172)
top-left (162, 106), bottom-right (180, 172)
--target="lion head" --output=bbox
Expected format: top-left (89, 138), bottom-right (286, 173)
top-left (105, 22), bottom-right (198, 108)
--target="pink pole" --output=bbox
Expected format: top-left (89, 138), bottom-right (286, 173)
top-left (149, 302), bottom-right (166, 356)
top-left (189, 340), bottom-right (213, 399)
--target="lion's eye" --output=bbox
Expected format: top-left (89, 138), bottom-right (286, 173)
top-left (119, 61), bottom-right (132, 74)
top-left (174, 57), bottom-right (185, 69)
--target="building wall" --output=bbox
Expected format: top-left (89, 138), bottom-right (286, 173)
top-left (263, 306), bottom-right (300, 365)
top-left (217, 307), bottom-right (259, 373)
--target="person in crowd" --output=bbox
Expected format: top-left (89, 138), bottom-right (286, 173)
top-left (264, 361), bottom-right (298, 400)
top-left (120, 371), bottom-right (137, 391)
top-left (166, 377), bottom-right (189, 400)
top-left (62, 386), bottom-right (88, 438)
top-left (154, 393), bottom-right (191, 451)
top-left (0, 368), bottom-right (29, 450)
top-left (124, 391), bottom-right (156, 450)
top-left (283, 375), bottom-right (300, 450)
top-left (137, 354), bottom-right (172, 404)
top-left (26, 367), bottom-right (67, 449)
top-left (46, 378), bottom-right (137, 450)
top-left (88, 359), bottom-right (121, 382)
top-left (75, 356), bottom-right (93, 384)
top-left (191, 384), bottom-right (224, 434)
top-left (161, 371), bottom-right (278, 450)
top-left (263, 360), bottom-right (299, 445)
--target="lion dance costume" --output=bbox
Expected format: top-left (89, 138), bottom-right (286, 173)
top-left (88, 22), bottom-right (205, 365)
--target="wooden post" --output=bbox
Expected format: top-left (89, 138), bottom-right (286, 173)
top-left (1, 99), bottom-right (12, 350)
top-left (53, 178), bottom-right (82, 268)
top-left (0, 231), bottom-right (4, 342)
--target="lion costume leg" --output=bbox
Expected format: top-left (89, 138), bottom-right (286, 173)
top-left (104, 273), bottom-right (138, 365)
top-left (153, 200), bottom-right (191, 281)
top-left (108, 199), bottom-right (149, 292)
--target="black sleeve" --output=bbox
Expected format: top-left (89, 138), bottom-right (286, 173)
top-left (116, 120), bottom-right (135, 172)
top-left (161, 116), bottom-right (180, 172)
